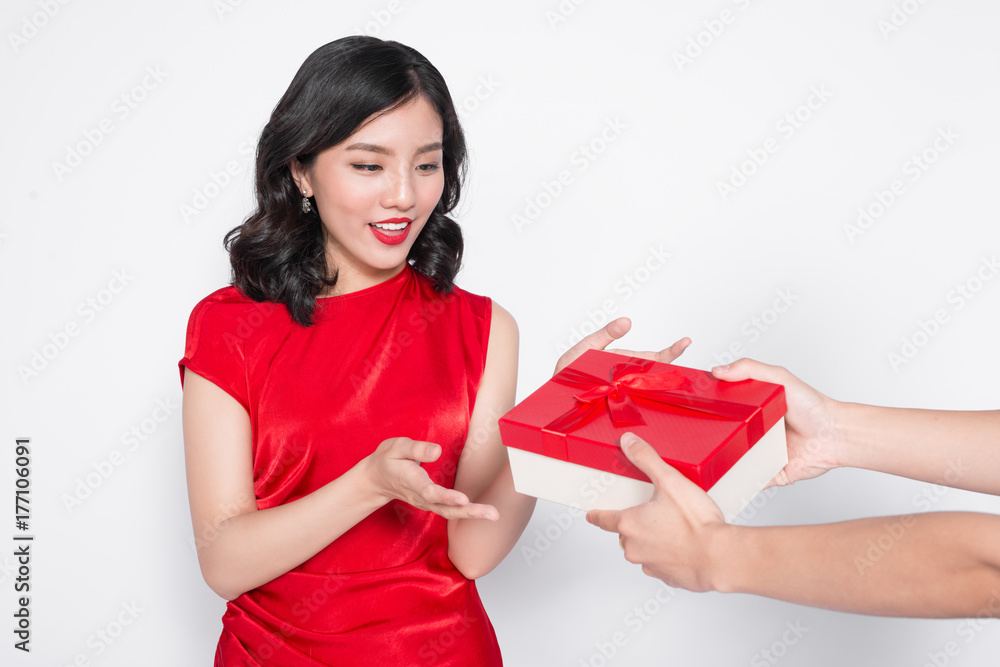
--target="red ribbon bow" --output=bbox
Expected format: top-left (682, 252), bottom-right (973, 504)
top-left (540, 357), bottom-right (763, 458)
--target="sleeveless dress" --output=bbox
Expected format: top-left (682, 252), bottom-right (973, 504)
top-left (178, 266), bottom-right (504, 666)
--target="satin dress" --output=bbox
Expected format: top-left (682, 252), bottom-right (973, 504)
top-left (179, 266), bottom-right (504, 666)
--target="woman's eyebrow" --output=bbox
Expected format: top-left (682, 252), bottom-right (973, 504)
top-left (416, 141), bottom-right (443, 155)
top-left (345, 142), bottom-right (388, 154)
top-left (344, 141), bottom-right (443, 155)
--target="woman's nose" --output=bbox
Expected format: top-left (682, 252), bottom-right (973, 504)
top-left (381, 168), bottom-right (416, 211)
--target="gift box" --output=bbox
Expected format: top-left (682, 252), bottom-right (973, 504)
top-left (499, 350), bottom-right (787, 522)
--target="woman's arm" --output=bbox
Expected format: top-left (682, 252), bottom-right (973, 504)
top-left (183, 370), bottom-right (495, 600)
top-left (447, 302), bottom-right (536, 579)
top-left (589, 434), bottom-right (1000, 618)
top-left (712, 359), bottom-right (1000, 494)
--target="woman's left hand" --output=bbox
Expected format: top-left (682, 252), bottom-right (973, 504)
top-left (553, 317), bottom-right (691, 375)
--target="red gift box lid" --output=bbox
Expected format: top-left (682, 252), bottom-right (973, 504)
top-left (499, 349), bottom-right (786, 491)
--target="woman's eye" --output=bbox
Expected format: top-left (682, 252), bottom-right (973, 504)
top-left (351, 164), bottom-right (381, 172)
top-left (417, 163), bottom-right (440, 172)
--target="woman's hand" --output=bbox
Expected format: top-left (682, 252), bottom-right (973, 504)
top-left (711, 359), bottom-right (843, 486)
top-left (553, 317), bottom-right (691, 375)
top-left (365, 437), bottom-right (499, 521)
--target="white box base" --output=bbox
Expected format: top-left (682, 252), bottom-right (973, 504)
top-left (507, 418), bottom-right (787, 523)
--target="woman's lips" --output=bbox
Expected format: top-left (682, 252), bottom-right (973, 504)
top-left (369, 218), bottom-right (412, 246)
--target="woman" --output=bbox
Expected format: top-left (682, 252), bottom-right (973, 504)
top-left (179, 36), bottom-right (533, 665)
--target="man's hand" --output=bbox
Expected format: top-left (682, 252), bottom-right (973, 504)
top-left (553, 317), bottom-right (691, 375)
top-left (712, 359), bottom-right (842, 487)
top-left (586, 433), bottom-right (727, 591)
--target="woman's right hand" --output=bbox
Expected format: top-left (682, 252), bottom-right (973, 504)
top-left (364, 437), bottom-right (499, 521)
top-left (711, 359), bottom-right (843, 487)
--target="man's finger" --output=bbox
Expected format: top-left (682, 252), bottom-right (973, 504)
top-left (764, 467), bottom-right (790, 489)
top-left (554, 317), bottom-right (632, 374)
top-left (622, 433), bottom-right (727, 516)
top-left (586, 508), bottom-right (622, 533)
top-left (619, 432), bottom-right (684, 489)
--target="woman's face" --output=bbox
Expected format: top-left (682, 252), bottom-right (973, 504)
top-left (291, 96), bottom-right (446, 294)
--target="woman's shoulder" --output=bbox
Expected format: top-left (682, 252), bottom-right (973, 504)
top-left (411, 269), bottom-right (489, 305)
top-left (183, 285), bottom-right (287, 341)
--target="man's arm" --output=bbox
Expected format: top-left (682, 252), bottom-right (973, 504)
top-left (714, 359), bottom-right (1000, 494)
top-left (588, 433), bottom-right (1000, 618)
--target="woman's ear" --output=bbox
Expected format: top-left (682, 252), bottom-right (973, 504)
top-left (287, 158), bottom-right (312, 196)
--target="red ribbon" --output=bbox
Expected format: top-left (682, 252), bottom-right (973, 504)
top-left (540, 357), bottom-right (764, 458)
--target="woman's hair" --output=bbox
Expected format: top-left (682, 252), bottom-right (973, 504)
top-left (225, 36), bottom-right (467, 326)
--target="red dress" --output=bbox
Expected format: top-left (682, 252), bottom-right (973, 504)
top-left (178, 266), bottom-right (504, 666)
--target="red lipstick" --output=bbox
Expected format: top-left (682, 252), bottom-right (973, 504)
top-left (369, 218), bottom-right (413, 246)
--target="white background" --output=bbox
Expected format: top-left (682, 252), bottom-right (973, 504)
top-left (3, 1), bottom-right (999, 665)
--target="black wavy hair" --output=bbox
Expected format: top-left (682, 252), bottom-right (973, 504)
top-left (225, 36), bottom-right (467, 326)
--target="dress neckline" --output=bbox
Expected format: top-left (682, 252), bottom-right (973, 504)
top-left (318, 265), bottom-right (411, 300)
top-left (312, 265), bottom-right (413, 320)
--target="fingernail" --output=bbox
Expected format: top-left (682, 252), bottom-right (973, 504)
top-left (712, 364), bottom-right (729, 374)
top-left (620, 432), bottom-right (638, 452)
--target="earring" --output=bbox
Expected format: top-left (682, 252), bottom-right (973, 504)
top-left (301, 189), bottom-right (312, 214)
